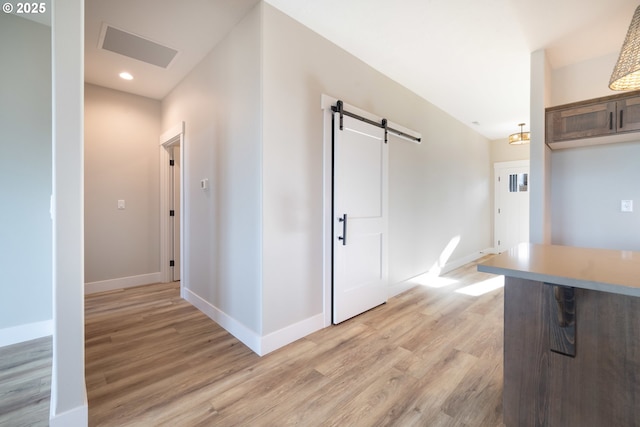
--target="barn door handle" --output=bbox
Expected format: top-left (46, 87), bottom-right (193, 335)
top-left (338, 214), bottom-right (347, 245)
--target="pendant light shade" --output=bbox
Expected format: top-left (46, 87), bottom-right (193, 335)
top-left (508, 123), bottom-right (530, 145)
top-left (610, 6), bottom-right (640, 91)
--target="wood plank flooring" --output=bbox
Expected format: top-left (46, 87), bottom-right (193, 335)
top-left (0, 257), bottom-right (504, 427)
top-left (0, 337), bottom-right (52, 427)
top-left (85, 256), bottom-right (505, 426)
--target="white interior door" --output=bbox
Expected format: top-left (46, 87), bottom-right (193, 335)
top-left (333, 113), bottom-right (388, 324)
top-left (171, 146), bottom-right (181, 282)
top-left (494, 161), bottom-right (529, 252)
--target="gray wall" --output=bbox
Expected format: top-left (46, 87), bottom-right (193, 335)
top-left (548, 52), bottom-right (640, 250)
top-left (261, 4), bottom-right (492, 334)
top-left (163, 2), bottom-right (492, 349)
top-left (84, 84), bottom-right (161, 283)
top-left (491, 138), bottom-right (530, 164)
top-left (162, 5), bottom-right (263, 333)
top-left (551, 142), bottom-right (640, 250)
top-left (0, 14), bottom-right (52, 331)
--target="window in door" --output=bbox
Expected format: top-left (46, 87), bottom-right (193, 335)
top-left (509, 173), bottom-right (528, 193)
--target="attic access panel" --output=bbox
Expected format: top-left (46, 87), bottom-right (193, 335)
top-left (100, 24), bottom-right (178, 68)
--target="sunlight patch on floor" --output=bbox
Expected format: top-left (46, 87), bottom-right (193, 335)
top-left (455, 275), bottom-right (504, 296)
top-left (410, 273), bottom-right (458, 289)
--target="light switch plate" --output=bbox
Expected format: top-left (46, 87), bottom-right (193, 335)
top-left (621, 200), bottom-right (633, 212)
top-left (118, 199), bottom-right (125, 210)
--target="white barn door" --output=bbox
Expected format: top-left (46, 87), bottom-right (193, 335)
top-left (332, 113), bottom-right (388, 324)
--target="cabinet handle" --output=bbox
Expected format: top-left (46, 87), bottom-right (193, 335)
top-left (610, 112), bottom-right (613, 130)
top-left (620, 109), bottom-right (624, 129)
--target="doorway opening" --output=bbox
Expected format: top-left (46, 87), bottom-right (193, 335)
top-left (160, 122), bottom-right (185, 291)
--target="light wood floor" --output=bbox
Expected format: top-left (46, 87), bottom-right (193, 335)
top-left (0, 257), bottom-right (503, 427)
top-left (0, 336), bottom-right (52, 427)
top-left (85, 256), bottom-right (504, 426)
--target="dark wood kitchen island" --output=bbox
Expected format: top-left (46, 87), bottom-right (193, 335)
top-left (479, 243), bottom-right (640, 427)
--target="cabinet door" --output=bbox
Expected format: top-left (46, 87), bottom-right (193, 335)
top-left (546, 101), bottom-right (616, 143)
top-left (617, 96), bottom-right (640, 133)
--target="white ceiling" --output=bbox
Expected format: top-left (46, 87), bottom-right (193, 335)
top-left (82, 0), bottom-right (639, 140)
top-left (84, 0), bottom-right (260, 103)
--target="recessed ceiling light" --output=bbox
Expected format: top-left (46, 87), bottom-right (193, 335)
top-left (119, 72), bottom-right (133, 80)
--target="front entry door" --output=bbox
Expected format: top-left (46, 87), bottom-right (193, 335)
top-left (494, 161), bottom-right (530, 252)
top-left (332, 113), bottom-right (388, 324)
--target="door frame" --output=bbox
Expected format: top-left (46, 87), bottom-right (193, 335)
top-left (160, 122), bottom-right (185, 293)
top-left (494, 159), bottom-right (530, 252)
top-left (322, 96), bottom-right (335, 327)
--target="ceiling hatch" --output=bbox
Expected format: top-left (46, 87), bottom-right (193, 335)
top-left (99, 24), bottom-right (179, 68)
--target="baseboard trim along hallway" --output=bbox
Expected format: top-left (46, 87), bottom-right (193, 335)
top-left (85, 272), bottom-right (162, 295)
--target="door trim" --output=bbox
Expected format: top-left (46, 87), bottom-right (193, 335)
top-left (160, 122), bottom-right (185, 292)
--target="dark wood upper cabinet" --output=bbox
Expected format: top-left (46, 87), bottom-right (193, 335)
top-left (546, 91), bottom-right (640, 149)
top-left (547, 101), bottom-right (616, 142)
top-left (616, 96), bottom-right (640, 133)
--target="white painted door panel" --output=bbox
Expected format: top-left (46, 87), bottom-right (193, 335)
top-left (333, 114), bottom-right (388, 324)
top-left (495, 162), bottom-right (529, 252)
top-left (171, 145), bottom-right (181, 282)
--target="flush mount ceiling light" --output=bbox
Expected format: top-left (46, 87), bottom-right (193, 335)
top-left (508, 123), bottom-right (530, 145)
top-left (610, 5), bottom-right (640, 90)
top-left (119, 72), bottom-right (133, 80)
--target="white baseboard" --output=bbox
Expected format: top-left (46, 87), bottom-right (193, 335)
top-left (0, 319), bottom-right (53, 348)
top-left (49, 400), bottom-right (88, 427)
top-left (389, 279), bottom-right (416, 298)
top-left (85, 272), bottom-right (162, 294)
top-left (183, 288), bottom-right (325, 357)
top-left (260, 313), bottom-right (324, 356)
top-left (440, 250), bottom-right (488, 275)
top-left (183, 288), bottom-right (262, 354)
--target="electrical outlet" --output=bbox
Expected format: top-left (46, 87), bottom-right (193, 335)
top-left (621, 200), bottom-right (633, 212)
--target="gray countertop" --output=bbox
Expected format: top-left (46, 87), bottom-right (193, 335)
top-left (478, 243), bottom-right (640, 298)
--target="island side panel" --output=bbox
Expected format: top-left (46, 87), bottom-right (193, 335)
top-left (503, 277), bottom-right (549, 426)
top-left (548, 289), bottom-right (640, 426)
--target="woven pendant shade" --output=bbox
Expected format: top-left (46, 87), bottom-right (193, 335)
top-left (610, 6), bottom-right (640, 90)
